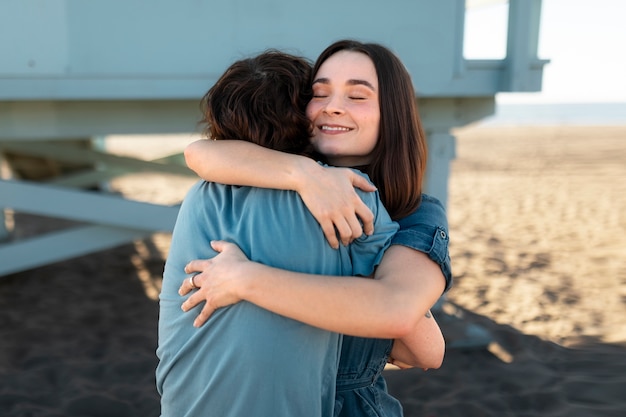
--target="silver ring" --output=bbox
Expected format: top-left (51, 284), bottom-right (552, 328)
top-left (189, 275), bottom-right (197, 289)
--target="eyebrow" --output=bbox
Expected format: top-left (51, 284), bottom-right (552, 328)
top-left (312, 77), bottom-right (376, 91)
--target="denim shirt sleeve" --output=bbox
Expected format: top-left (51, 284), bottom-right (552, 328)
top-left (391, 194), bottom-right (452, 293)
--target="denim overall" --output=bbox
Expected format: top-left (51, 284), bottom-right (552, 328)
top-left (335, 337), bottom-right (401, 417)
top-left (334, 194), bottom-right (453, 417)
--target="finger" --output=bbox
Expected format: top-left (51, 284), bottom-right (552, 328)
top-left (179, 276), bottom-right (192, 296)
top-left (333, 217), bottom-right (353, 247)
top-left (193, 304), bottom-right (215, 327)
top-left (181, 291), bottom-right (202, 312)
top-left (210, 240), bottom-right (228, 252)
top-left (179, 273), bottom-right (198, 296)
top-left (354, 203), bottom-right (375, 236)
top-left (179, 281), bottom-right (190, 296)
top-left (320, 221), bottom-right (340, 250)
top-left (344, 212), bottom-right (364, 241)
top-left (184, 260), bottom-right (204, 274)
top-left (350, 173), bottom-right (377, 192)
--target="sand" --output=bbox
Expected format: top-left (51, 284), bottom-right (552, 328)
top-left (1, 126), bottom-right (625, 416)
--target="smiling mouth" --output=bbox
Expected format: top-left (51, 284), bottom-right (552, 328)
top-left (319, 125), bottom-right (351, 132)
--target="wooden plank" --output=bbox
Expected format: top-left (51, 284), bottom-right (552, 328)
top-left (0, 225), bottom-right (149, 276)
top-left (0, 180), bottom-right (180, 232)
top-left (45, 169), bottom-right (127, 188)
top-left (0, 142), bottom-right (193, 177)
top-left (0, 101), bottom-right (200, 139)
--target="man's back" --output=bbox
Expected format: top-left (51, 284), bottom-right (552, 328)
top-left (157, 177), bottom-right (397, 417)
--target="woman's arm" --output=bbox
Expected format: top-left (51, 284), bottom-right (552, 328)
top-left (385, 248), bottom-right (446, 370)
top-left (185, 139), bottom-right (313, 190)
top-left (182, 241), bottom-right (445, 340)
top-left (182, 241), bottom-right (445, 369)
top-left (185, 139), bottom-right (376, 248)
top-left (389, 310), bottom-right (445, 370)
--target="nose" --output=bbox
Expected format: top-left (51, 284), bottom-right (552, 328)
top-left (322, 94), bottom-right (345, 115)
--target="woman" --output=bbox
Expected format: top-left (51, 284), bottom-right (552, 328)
top-left (181, 40), bottom-right (451, 416)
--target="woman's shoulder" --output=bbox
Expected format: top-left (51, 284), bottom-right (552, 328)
top-left (397, 194), bottom-right (448, 229)
top-left (393, 194), bottom-right (452, 290)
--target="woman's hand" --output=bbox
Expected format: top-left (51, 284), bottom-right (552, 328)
top-left (179, 240), bottom-right (251, 327)
top-left (297, 165), bottom-right (376, 249)
top-left (387, 356), bottom-right (415, 370)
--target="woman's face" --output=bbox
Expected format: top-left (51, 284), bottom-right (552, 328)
top-left (306, 50), bottom-right (380, 167)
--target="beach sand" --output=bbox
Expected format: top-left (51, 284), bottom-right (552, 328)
top-left (1, 126), bottom-right (625, 416)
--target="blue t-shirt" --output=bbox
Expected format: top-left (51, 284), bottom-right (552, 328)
top-left (156, 174), bottom-right (398, 417)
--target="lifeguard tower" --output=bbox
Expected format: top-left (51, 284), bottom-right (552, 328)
top-left (0, 0), bottom-right (546, 277)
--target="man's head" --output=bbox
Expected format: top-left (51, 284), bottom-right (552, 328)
top-left (200, 50), bottom-right (314, 155)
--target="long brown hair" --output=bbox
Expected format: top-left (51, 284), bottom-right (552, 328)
top-left (312, 40), bottom-right (427, 219)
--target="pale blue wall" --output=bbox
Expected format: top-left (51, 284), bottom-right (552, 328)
top-left (0, 0), bottom-right (544, 100)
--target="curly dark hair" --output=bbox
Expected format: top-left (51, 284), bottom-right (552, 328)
top-left (200, 50), bottom-right (314, 155)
